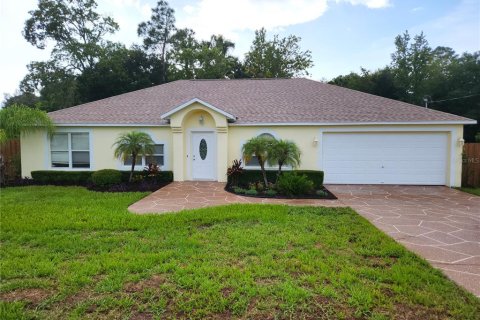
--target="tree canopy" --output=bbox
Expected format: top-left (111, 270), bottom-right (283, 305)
top-left (330, 30), bottom-right (479, 142)
top-left (5, 1), bottom-right (477, 142)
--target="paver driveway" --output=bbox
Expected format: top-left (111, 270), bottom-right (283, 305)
top-left (329, 185), bottom-right (480, 297)
top-left (129, 183), bottom-right (480, 296)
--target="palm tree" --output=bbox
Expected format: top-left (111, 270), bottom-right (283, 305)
top-left (113, 131), bottom-right (155, 183)
top-left (0, 104), bottom-right (55, 145)
top-left (242, 136), bottom-right (273, 187)
top-left (0, 104), bottom-right (55, 184)
top-left (268, 140), bottom-right (301, 182)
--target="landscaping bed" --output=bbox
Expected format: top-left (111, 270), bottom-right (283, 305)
top-left (227, 168), bottom-right (336, 199)
top-left (0, 169), bottom-right (174, 192)
top-left (225, 184), bottom-right (337, 199)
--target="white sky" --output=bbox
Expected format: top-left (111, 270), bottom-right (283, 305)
top-left (0, 0), bottom-right (478, 99)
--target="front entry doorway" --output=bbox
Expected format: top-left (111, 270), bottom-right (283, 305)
top-left (191, 131), bottom-right (216, 180)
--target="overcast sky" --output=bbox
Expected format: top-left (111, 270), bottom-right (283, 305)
top-left (0, 0), bottom-right (479, 98)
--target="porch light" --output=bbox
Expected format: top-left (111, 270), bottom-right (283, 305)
top-left (199, 115), bottom-right (204, 125)
top-left (457, 138), bottom-right (465, 147)
top-left (313, 136), bottom-right (319, 146)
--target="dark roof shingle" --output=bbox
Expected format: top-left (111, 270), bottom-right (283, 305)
top-left (48, 78), bottom-right (475, 125)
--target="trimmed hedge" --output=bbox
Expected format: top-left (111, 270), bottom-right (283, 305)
top-left (30, 170), bottom-right (174, 186)
top-left (31, 171), bottom-right (93, 185)
top-left (229, 170), bottom-right (324, 189)
top-left (92, 169), bottom-right (122, 188)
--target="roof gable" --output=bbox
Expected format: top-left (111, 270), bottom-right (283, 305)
top-left (160, 98), bottom-right (236, 121)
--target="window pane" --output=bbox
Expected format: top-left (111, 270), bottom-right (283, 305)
top-left (71, 133), bottom-right (89, 150)
top-left (246, 156), bottom-right (260, 166)
top-left (72, 151), bottom-right (90, 168)
top-left (124, 156), bottom-right (142, 166)
top-left (51, 151), bottom-right (69, 167)
top-left (153, 144), bottom-right (164, 154)
top-left (258, 133), bottom-right (275, 140)
top-left (51, 133), bottom-right (68, 151)
top-left (146, 155), bottom-right (164, 166)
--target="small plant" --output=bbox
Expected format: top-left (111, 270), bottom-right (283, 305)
top-left (131, 174), bottom-right (144, 183)
top-left (245, 189), bottom-right (258, 196)
top-left (233, 187), bottom-right (246, 194)
top-left (91, 169), bottom-right (122, 188)
top-left (265, 189), bottom-right (277, 197)
top-left (316, 189), bottom-right (328, 197)
top-left (227, 159), bottom-right (244, 187)
top-left (277, 172), bottom-right (314, 196)
top-left (144, 163), bottom-right (161, 176)
top-left (248, 181), bottom-right (265, 191)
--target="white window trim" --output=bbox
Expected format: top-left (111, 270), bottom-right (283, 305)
top-left (241, 129), bottom-right (282, 170)
top-left (116, 129), bottom-right (169, 171)
top-left (120, 144), bottom-right (166, 169)
top-left (47, 128), bottom-right (93, 171)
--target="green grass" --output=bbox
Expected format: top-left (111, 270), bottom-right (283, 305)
top-left (1, 186), bottom-right (479, 319)
top-left (457, 187), bottom-right (480, 196)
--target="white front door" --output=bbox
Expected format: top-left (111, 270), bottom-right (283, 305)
top-left (191, 132), bottom-right (216, 180)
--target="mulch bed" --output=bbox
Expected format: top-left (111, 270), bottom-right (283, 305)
top-left (2, 178), bottom-right (170, 193)
top-left (87, 181), bottom-right (170, 192)
top-left (225, 185), bottom-right (337, 200)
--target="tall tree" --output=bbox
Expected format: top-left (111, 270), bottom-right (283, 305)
top-left (20, 60), bottom-right (78, 111)
top-left (23, 0), bottom-right (119, 73)
top-left (391, 31), bottom-right (432, 104)
top-left (138, 0), bottom-right (176, 83)
top-left (169, 28), bottom-right (199, 80)
top-left (244, 28), bottom-right (313, 78)
top-left (195, 35), bottom-right (238, 79)
top-left (77, 45), bottom-right (163, 103)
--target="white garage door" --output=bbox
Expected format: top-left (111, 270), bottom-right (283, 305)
top-left (322, 132), bottom-right (448, 185)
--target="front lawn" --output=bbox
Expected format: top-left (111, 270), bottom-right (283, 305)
top-left (457, 187), bottom-right (480, 196)
top-left (1, 186), bottom-right (478, 319)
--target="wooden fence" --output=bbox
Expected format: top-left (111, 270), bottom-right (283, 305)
top-left (462, 143), bottom-right (480, 187)
top-left (0, 139), bottom-right (21, 181)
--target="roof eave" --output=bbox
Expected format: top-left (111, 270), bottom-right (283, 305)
top-left (160, 98), bottom-right (236, 121)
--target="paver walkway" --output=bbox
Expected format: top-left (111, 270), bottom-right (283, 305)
top-left (129, 182), bottom-right (480, 296)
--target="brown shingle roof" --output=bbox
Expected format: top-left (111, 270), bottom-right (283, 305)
top-left (48, 78), bottom-right (475, 125)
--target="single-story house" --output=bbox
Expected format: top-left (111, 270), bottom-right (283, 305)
top-left (21, 78), bottom-right (476, 186)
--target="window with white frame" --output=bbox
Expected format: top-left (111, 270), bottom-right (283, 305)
top-left (124, 144), bottom-right (165, 167)
top-left (245, 133), bottom-right (276, 167)
top-left (50, 132), bottom-right (90, 168)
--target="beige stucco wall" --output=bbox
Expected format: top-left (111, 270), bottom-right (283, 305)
top-left (20, 112), bottom-right (465, 187)
top-left (228, 124), bottom-right (465, 187)
top-left (168, 102), bottom-right (229, 182)
top-left (20, 126), bottom-right (172, 177)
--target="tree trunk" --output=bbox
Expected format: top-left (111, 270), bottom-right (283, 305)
top-left (276, 161), bottom-right (284, 184)
top-left (129, 153), bottom-right (137, 183)
top-left (259, 159), bottom-right (269, 188)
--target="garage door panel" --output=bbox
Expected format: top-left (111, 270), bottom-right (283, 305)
top-left (323, 133), bottom-right (448, 185)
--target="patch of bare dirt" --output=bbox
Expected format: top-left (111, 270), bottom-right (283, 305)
top-left (221, 287), bottom-right (233, 298)
top-left (124, 275), bottom-right (166, 293)
top-left (0, 288), bottom-right (51, 305)
top-left (130, 311), bottom-right (154, 320)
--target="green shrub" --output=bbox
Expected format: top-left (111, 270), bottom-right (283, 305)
top-left (30, 170), bottom-right (174, 186)
top-left (233, 187), bottom-right (246, 194)
top-left (276, 172), bottom-right (314, 196)
top-left (31, 170), bottom-right (93, 185)
top-left (245, 189), bottom-right (258, 196)
top-left (120, 171), bottom-right (173, 183)
top-left (316, 189), bottom-right (328, 197)
top-left (91, 169), bottom-right (122, 188)
top-left (230, 170), bottom-right (324, 189)
top-left (265, 189), bottom-right (277, 197)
